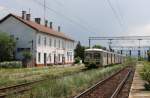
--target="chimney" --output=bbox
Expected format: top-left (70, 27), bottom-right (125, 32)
top-left (58, 26), bottom-right (61, 32)
top-left (50, 22), bottom-right (53, 29)
top-left (22, 11), bottom-right (26, 19)
top-left (45, 20), bottom-right (48, 27)
top-left (35, 18), bottom-right (41, 24)
top-left (26, 14), bottom-right (31, 21)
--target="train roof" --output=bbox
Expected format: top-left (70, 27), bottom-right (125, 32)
top-left (85, 48), bottom-right (126, 56)
top-left (85, 48), bottom-right (105, 52)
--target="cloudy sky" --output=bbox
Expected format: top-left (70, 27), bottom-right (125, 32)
top-left (1, 0), bottom-right (150, 47)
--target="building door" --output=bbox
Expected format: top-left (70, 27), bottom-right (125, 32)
top-left (54, 54), bottom-right (56, 64)
top-left (62, 54), bottom-right (65, 64)
top-left (44, 53), bottom-right (47, 66)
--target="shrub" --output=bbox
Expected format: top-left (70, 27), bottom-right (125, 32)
top-left (22, 51), bottom-right (32, 60)
top-left (140, 64), bottom-right (150, 90)
top-left (74, 57), bottom-right (81, 64)
top-left (0, 61), bottom-right (22, 68)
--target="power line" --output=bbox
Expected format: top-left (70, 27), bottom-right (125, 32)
top-left (33, 0), bottom-right (94, 33)
top-left (51, 0), bottom-right (99, 33)
top-left (115, 0), bottom-right (128, 32)
top-left (52, 0), bottom-right (64, 6)
top-left (105, 0), bottom-right (125, 31)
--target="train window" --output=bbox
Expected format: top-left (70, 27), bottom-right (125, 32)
top-left (94, 53), bottom-right (100, 59)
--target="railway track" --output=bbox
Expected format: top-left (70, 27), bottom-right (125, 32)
top-left (74, 66), bottom-right (132, 98)
top-left (0, 79), bottom-right (44, 98)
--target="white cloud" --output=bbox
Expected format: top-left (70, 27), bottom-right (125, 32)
top-left (0, 6), bottom-right (6, 11)
top-left (128, 24), bottom-right (150, 36)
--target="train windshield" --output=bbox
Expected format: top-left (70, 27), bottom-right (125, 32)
top-left (85, 52), bottom-right (92, 59)
top-left (94, 53), bottom-right (101, 59)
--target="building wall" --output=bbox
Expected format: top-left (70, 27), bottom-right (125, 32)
top-left (0, 16), bottom-right (36, 60)
top-left (35, 32), bottom-right (74, 66)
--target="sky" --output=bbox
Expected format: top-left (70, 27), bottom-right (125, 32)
top-left (1, 0), bottom-right (150, 48)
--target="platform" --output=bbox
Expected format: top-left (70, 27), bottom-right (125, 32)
top-left (129, 64), bottom-right (150, 98)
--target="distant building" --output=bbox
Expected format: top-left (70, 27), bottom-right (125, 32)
top-left (0, 11), bottom-right (75, 66)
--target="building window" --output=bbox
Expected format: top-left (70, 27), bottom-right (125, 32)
top-left (59, 40), bottom-right (60, 48)
top-left (58, 54), bottom-right (61, 62)
top-left (70, 55), bottom-right (72, 61)
top-left (17, 48), bottom-right (30, 52)
top-left (38, 36), bottom-right (41, 45)
top-left (49, 38), bottom-right (52, 47)
top-left (54, 39), bottom-right (56, 47)
top-left (67, 52), bottom-right (69, 61)
top-left (49, 53), bottom-right (51, 62)
top-left (38, 53), bottom-right (41, 63)
top-left (62, 40), bottom-right (64, 49)
top-left (44, 37), bottom-right (47, 46)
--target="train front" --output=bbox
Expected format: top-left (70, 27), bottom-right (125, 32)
top-left (84, 49), bottom-right (102, 68)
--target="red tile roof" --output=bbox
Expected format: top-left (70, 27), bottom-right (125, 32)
top-left (0, 13), bottom-right (74, 41)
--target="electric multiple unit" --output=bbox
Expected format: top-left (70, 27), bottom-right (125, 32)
top-left (84, 48), bottom-right (125, 67)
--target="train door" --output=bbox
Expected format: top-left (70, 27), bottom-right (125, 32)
top-left (62, 54), bottom-right (65, 64)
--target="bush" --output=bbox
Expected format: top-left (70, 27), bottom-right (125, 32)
top-left (0, 61), bottom-right (22, 68)
top-left (140, 64), bottom-right (150, 90)
top-left (22, 51), bottom-right (32, 60)
top-left (74, 57), bottom-right (81, 64)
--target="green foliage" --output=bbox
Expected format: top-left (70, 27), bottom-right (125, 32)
top-left (20, 64), bottom-right (124, 98)
top-left (140, 63), bottom-right (150, 90)
top-left (147, 50), bottom-right (150, 61)
top-left (22, 51), bottom-right (32, 60)
top-left (138, 57), bottom-right (145, 61)
top-left (74, 56), bottom-right (81, 64)
top-left (124, 56), bottom-right (137, 66)
top-left (0, 33), bottom-right (16, 62)
top-left (0, 61), bottom-right (22, 68)
top-left (74, 41), bottom-right (85, 61)
top-left (92, 45), bottom-right (106, 50)
top-left (0, 65), bottom-right (84, 87)
top-left (144, 83), bottom-right (150, 90)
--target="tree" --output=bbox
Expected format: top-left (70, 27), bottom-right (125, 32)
top-left (0, 33), bottom-right (16, 62)
top-left (74, 41), bottom-right (85, 61)
top-left (92, 45), bottom-right (106, 50)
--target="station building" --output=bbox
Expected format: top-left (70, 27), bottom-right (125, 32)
top-left (0, 11), bottom-right (75, 66)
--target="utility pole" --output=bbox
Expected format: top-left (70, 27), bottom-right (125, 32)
top-left (89, 38), bottom-right (91, 48)
top-left (108, 39), bottom-right (113, 51)
top-left (129, 50), bottom-right (131, 56)
top-left (138, 39), bottom-right (142, 60)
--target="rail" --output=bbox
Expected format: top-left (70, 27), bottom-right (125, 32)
top-left (74, 66), bottom-right (129, 98)
top-left (110, 69), bottom-right (131, 98)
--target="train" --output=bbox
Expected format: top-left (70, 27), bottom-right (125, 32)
top-left (84, 48), bottom-right (126, 67)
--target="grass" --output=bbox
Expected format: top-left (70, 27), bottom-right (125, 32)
top-left (0, 64), bottom-right (85, 87)
top-left (10, 64), bottom-right (126, 98)
top-left (140, 61), bottom-right (150, 90)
